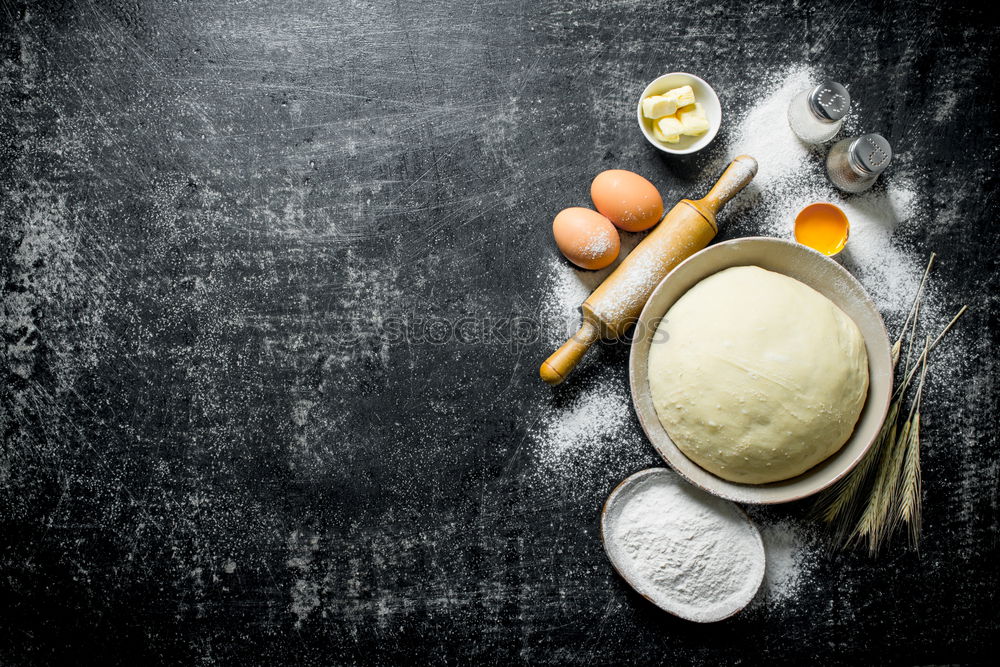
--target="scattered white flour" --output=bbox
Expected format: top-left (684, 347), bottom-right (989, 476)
top-left (537, 382), bottom-right (630, 458)
top-left (933, 89), bottom-right (958, 123)
top-left (580, 229), bottom-right (615, 260)
top-left (753, 519), bottom-right (822, 605)
top-left (539, 259), bottom-right (593, 346)
top-left (722, 65), bottom-right (817, 194)
top-left (287, 530), bottom-right (322, 628)
top-left (530, 374), bottom-right (647, 483)
top-left (604, 470), bottom-right (765, 623)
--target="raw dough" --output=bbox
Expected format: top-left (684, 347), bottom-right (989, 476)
top-left (648, 266), bottom-right (869, 484)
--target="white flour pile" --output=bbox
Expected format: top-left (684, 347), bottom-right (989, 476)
top-left (605, 471), bottom-right (764, 623)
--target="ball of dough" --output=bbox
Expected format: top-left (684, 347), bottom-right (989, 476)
top-left (648, 266), bottom-right (869, 484)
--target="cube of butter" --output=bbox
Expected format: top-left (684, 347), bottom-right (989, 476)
top-left (642, 95), bottom-right (678, 119)
top-left (655, 115), bottom-right (683, 142)
top-left (664, 85), bottom-right (696, 108)
top-left (678, 103), bottom-right (709, 136)
top-left (652, 124), bottom-right (679, 143)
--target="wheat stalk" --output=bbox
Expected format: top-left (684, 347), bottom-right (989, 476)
top-left (814, 252), bottom-right (967, 554)
top-left (814, 340), bottom-right (921, 541)
top-left (851, 343), bottom-right (927, 554)
top-left (815, 400), bottom-right (896, 529)
top-left (894, 253), bottom-right (935, 368)
top-left (813, 255), bottom-right (933, 533)
top-left (897, 342), bottom-right (930, 548)
top-left (852, 403), bottom-right (909, 553)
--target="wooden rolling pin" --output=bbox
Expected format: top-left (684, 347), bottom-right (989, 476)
top-left (540, 155), bottom-right (758, 385)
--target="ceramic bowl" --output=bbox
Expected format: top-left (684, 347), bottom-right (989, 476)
top-left (600, 467), bottom-right (765, 622)
top-left (629, 237), bottom-right (893, 505)
top-left (636, 72), bottom-right (721, 155)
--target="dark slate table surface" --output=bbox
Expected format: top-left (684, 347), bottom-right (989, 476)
top-left (2, 1), bottom-right (997, 664)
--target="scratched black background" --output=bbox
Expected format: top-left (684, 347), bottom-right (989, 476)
top-left (2, 0), bottom-right (998, 664)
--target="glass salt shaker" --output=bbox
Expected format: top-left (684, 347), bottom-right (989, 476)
top-left (826, 133), bottom-right (893, 193)
top-left (787, 80), bottom-right (851, 143)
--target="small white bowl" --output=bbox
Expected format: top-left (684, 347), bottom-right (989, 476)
top-left (636, 72), bottom-right (721, 155)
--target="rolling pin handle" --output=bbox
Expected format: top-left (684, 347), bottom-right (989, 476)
top-left (698, 155), bottom-right (758, 216)
top-left (539, 320), bottom-right (601, 386)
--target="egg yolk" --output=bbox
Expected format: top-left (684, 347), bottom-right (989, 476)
top-left (795, 203), bottom-right (849, 256)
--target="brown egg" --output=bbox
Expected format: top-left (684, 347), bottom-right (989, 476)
top-left (590, 169), bottom-right (664, 232)
top-left (552, 207), bottom-right (621, 270)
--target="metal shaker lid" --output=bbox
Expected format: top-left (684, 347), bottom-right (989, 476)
top-left (850, 134), bottom-right (893, 174)
top-left (808, 81), bottom-right (851, 122)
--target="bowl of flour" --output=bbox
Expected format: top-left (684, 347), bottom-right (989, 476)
top-left (601, 468), bottom-right (765, 622)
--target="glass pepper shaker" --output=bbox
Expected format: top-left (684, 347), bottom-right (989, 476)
top-left (787, 80), bottom-right (851, 143)
top-left (826, 133), bottom-right (893, 193)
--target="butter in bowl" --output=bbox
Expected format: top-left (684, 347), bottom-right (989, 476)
top-left (637, 72), bottom-right (721, 155)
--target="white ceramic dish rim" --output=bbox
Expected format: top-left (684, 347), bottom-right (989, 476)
top-left (628, 237), bottom-right (894, 505)
top-left (599, 467), bottom-right (765, 622)
top-left (636, 72), bottom-right (721, 155)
